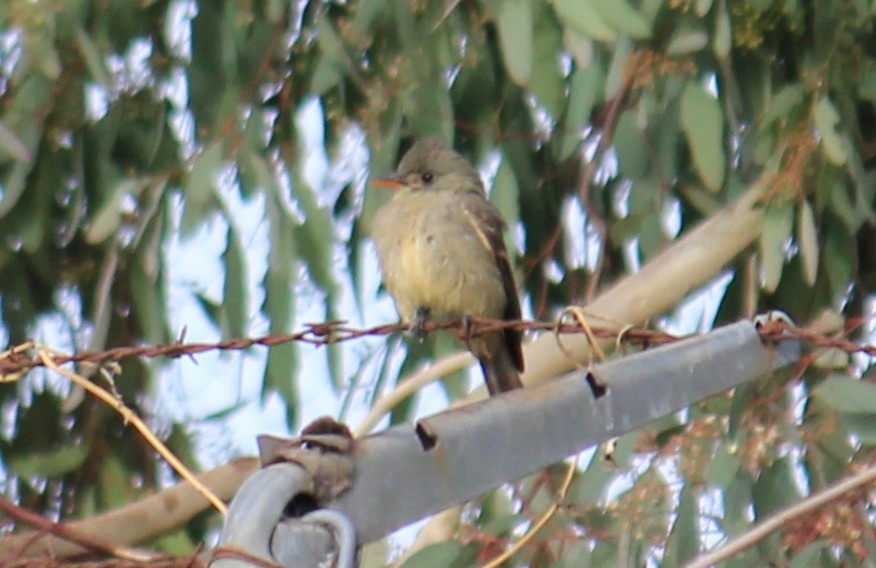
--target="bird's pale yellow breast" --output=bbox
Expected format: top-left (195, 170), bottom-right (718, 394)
top-left (371, 190), bottom-right (506, 321)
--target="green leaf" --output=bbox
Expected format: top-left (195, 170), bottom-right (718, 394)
top-left (490, 154), bottom-right (520, 254)
top-left (8, 445), bottom-right (88, 478)
top-left (797, 200), bottom-right (819, 286)
top-left (129, 257), bottom-right (170, 346)
top-left (813, 376), bottom-right (876, 414)
top-left (813, 97), bottom-right (846, 165)
top-left (0, 75), bottom-right (51, 217)
top-left (154, 529), bottom-right (197, 556)
top-left (763, 83), bottom-right (806, 126)
top-left (713, 3), bottom-right (731, 57)
top-left (75, 26), bottom-right (110, 86)
top-left (790, 543), bottom-right (829, 568)
top-left (239, 150), bottom-right (277, 199)
top-left (592, 0), bottom-right (651, 39)
top-left (562, 27), bottom-right (594, 68)
top-left (558, 63), bottom-right (602, 160)
top-left (695, 0), bottom-right (714, 16)
top-left (220, 223), bottom-right (249, 339)
top-left (759, 200), bottom-right (793, 293)
top-left (529, 3), bottom-right (564, 118)
top-left (812, 348), bottom-right (848, 369)
top-left (680, 80), bottom-right (726, 191)
top-left (822, 220), bottom-right (854, 303)
top-left (753, 457), bottom-right (801, 519)
top-left (708, 441), bottom-right (741, 488)
top-left (86, 178), bottom-right (141, 244)
top-left (182, 141), bottom-right (224, 234)
top-left (665, 484), bottom-right (700, 563)
top-left (496, 0), bottom-right (533, 86)
top-left (262, 195), bottom-right (298, 425)
top-left (399, 542), bottom-right (475, 568)
top-left (0, 120), bottom-right (33, 163)
top-left (667, 28), bottom-right (709, 55)
top-left (400, 61), bottom-right (454, 141)
top-left (99, 452), bottom-right (134, 509)
top-left (551, 0), bottom-right (618, 43)
top-left (290, 165), bottom-right (342, 389)
top-left (553, 541), bottom-right (593, 567)
top-left (614, 111), bottom-right (648, 179)
top-left (838, 413), bottom-right (876, 445)
top-left (605, 36), bottom-right (633, 98)
top-left (860, 63), bottom-right (876, 102)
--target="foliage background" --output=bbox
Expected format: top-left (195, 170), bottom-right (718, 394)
top-left (0, 0), bottom-right (875, 565)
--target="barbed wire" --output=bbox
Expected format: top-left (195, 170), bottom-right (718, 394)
top-left (0, 317), bottom-right (872, 378)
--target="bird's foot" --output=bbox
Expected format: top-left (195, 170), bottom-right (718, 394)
top-left (409, 307), bottom-right (431, 340)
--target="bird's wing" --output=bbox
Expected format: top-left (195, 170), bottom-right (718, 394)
top-left (459, 193), bottom-right (524, 372)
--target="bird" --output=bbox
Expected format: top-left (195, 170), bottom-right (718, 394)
top-left (370, 138), bottom-right (524, 395)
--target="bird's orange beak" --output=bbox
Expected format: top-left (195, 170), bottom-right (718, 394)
top-left (372, 176), bottom-right (406, 190)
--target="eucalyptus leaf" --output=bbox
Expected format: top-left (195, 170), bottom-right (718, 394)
top-left (753, 458), bottom-right (801, 519)
top-left (551, 0), bottom-right (618, 43)
top-left (814, 97), bottom-right (847, 165)
top-left (558, 64), bottom-right (602, 160)
top-left (0, 120), bottom-right (32, 163)
top-left (713, 4), bottom-right (731, 57)
top-left (8, 445), bottom-right (87, 478)
top-left (665, 484), bottom-right (700, 563)
top-left (813, 376), bottom-right (876, 414)
top-left (75, 26), bottom-right (110, 86)
top-left (399, 542), bottom-right (474, 568)
top-left (86, 178), bottom-right (141, 244)
top-left (680, 80), bottom-right (726, 192)
top-left (838, 413), bottom-right (876, 445)
top-left (496, 0), bottom-right (533, 86)
top-left (759, 200), bottom-right (794, 293)
top-left (763, 84), bottom-right (806, 126)
top-left (667, 29), bottom-right (709, 55)
top-left (529, 3), bottom-right (564, 118)
top-left (591, 0), bottom-right (651, 39)
top-left (797, 200), bottom-right (819, 286)
top-left (221, 223), bottom-right (249, 339)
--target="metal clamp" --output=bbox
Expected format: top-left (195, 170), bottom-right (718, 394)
top-left (211, 419), bottom-right (358, 568)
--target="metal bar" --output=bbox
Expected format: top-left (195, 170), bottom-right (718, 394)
top-left (328, 320), bottom-right (799, 543)
top-left (213, 463), bottom-right (310, 568)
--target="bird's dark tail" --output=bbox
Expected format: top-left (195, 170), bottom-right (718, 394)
top-left (477, 335), bottom-right (524, 395)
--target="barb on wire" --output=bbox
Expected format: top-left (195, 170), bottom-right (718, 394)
top-left (0, 318), bottom-right (871, 379)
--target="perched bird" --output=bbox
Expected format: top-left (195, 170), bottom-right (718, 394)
top-left (371, 138), bottom-right (524, 395)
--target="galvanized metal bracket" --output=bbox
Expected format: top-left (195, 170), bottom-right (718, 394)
top-left (211, 419), bottom-right (359, 568)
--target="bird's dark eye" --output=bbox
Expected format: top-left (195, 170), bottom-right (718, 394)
top-left (421, 171), bottom-right (434, 184)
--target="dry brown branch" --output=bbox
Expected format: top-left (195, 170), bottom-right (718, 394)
top-left (5, 559), bottom-right (205, 568)
top-left (0, 496), bottom-right (158, 562)
top-left (0, 459), bottom-right (258, 560)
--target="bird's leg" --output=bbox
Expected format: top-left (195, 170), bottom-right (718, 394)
top-left (461, 315), bottom-right (474, 350)
top-left (410, 307), bottom-right (431, 340)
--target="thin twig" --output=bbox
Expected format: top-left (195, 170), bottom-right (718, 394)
top-left (482, 456), bottom-right (579, 568)
top-left (354, 352), bottom-right (472, 436)
top-left (686, 459), bottom-right (876, 568)
top-left (36, 349), bottom-right (228, 515)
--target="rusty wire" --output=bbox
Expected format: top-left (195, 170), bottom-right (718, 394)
top-left (0, 318), bottom-right (871, 378)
